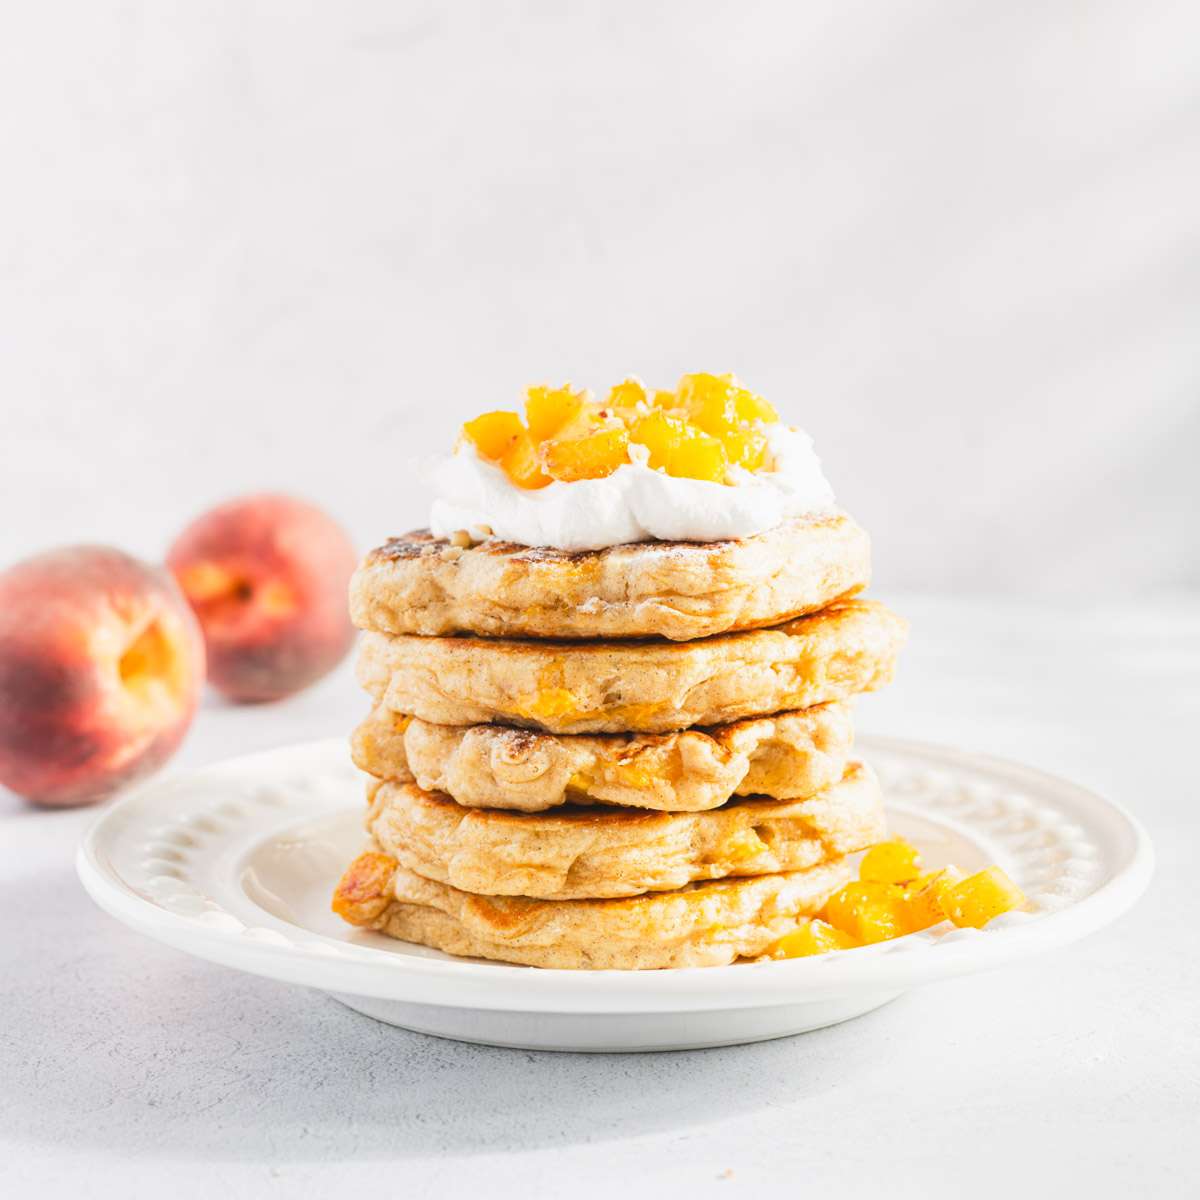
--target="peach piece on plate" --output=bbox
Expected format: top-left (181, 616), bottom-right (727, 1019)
top-left (0, 545), bottom-right (205, 808)
top-left (167, 494), bottom-right (356, 703)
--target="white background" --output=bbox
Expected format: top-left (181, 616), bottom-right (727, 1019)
top-left (1, 6), bottom-right (1197, 1198)
top-left (2, 1), bottom-right (1198, 594)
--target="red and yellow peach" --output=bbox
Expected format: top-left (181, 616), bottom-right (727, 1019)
top-left (167, 494), bottom-right (356, 703)
top-left (0, 545), bottom-right (205, 807)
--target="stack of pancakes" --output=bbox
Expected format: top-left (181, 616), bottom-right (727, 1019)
top-left (332, 511), bottom-right (907, 969)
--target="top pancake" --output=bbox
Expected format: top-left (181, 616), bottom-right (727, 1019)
top-left (350, 511), bottom-right (870, 642)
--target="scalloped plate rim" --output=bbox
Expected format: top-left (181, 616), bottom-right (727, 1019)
top-left (76, 734), bottom-right (1155, 1015)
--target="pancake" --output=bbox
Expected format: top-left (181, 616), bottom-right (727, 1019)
top-left (356, 598), bottom-right (907, 734)
top-left (332, 853), bottom-right (853, 969)
top-left (349, 512), bottom-right (870, 642)
top-left (351, 701), bottom-right (855, 812)
top-left (363, 761), bottom-right (884, 899)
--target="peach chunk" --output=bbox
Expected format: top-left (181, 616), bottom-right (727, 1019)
top-left (899, 867), bottom-right (963, 932)
top-left (0, 546), bottom-right (205, 807)
top-left (630, 411), bottom-right (727, 482)
top-left (709, 422), bottom-right (768, 472)
top-left (823, 880), bottom-right (908, 944)
top-left (607, 379), bottom-right (648, 410)
top-left (542, 427), bottom-right (630, 482)
top-left (677, 371), bottom-right (779, 425)
top-left (525, 386), bottom-right (585, 442)
top-left (942, 866), bottom-right (1027, 929)
top-left (860, 839), bottom-right (922, 885)
top-left (168, 494), bottom-right (356, 703)
top-left (462, 411), bottom-right (523, 460)
top-left (678, 382), bottom-right (770, 471)
top-left (630, 410), bottom-right (684, 471)
top-left (767, 918), bottom-right (859, 958)
top-left (501, 430), bottom-right (553, 490)
top-left (732, 389), bottom-right (778, 424)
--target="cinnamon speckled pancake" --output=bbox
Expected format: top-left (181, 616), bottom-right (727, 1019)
top-left (362, 761), bottom-right (884, 899)
top-left (356, 598), bottom-right (907, 735)
top-left (351, 701), bottom-right (855, 812)
top-left (332, 853), bottom-right (853, 970)
top-left (350, 512), bottom-right (869, 642)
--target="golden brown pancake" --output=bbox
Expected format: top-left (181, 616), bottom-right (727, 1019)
top-left (356, 598), bottom-right (907, 734)
top-left (351, 700), bottom-right (855, 812)
top-left (362, 761), bottom-right (884, 898)
top-left (350, 512), bottom-right (869, 642)
top-left (332, 852), bottom-right (853, 969)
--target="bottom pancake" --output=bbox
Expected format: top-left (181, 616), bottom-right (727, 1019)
top-left (364, 761), bottom-right (884, 898)
top-left (332, 853), bottom-right (853, 969)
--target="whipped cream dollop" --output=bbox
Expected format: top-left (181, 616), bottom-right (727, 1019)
top-left (429, 424), bottom-right (836, 551)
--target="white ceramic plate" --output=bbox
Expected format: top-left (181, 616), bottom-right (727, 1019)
top-left (77, 736), bottom-right (1153, 1052)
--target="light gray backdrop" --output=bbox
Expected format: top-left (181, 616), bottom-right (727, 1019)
top-left (3, 0), bottom-right (1197, 596)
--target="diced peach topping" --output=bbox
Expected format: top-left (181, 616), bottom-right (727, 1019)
top-left (542, 427), bottom-right (631, 482)
top-left (674, 431), bottom-right (732, 482)
top-left (629, 410), bottom-right (682, 470)
top-left (901, 867), bottom-right (964, 932)
top-left (526, 385), bottom-right (586, 442)
top-left (463, 410), bottom-right (523, 461)
top-left (766, 918), bottom-right (859, 959)
top-left (940, 866), bottom-right (1028, 929)
top-left (500, 430), bottom-right (552, 490)
top-left (631, 411), bottom-right (727, 482)
top-left (607, 378), bottom-right (648, 409)
top-left (680, 373), bottom-right (774, 471)
top-left (860, 839), bottom-right (922, 885)
top-left (771, 839), bottom-right (1032, 958)
top-left (679, 372), bottom-right (779, 426)
top-left (824, 880), bottom-right (908, 944)
top-left (733, 389), bottom-right (778, 424)
top-left (458, 372), bottom-right (783, 489)
top-left (712, 423), bottom-right (768, 472)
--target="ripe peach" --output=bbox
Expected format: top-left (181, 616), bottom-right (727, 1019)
top-left (0, 546), bottom-right (205, 807)
top-left (167, 494), bottom-right (356, 703)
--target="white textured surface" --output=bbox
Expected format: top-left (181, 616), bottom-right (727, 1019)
top-left (1, 595), bottom-right (1195, 1197)
top-left (2, 1), bottom-right (1199, 593)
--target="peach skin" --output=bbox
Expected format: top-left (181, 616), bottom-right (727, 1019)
top-left (0, 545), bottom-right (205, 807)
top-left (167, 494), bottom-right (356, 702)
